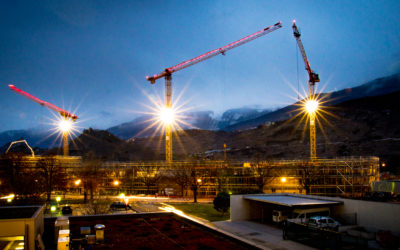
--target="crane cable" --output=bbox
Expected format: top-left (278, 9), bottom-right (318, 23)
top-left (296, 39), bottom-right (300, 101)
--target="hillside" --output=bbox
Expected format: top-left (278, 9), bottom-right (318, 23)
top-left (129, 91), bottom-right (400, 172)
top-left (224, 73), bottom-right (400, 131)
top-left (68, 128), bottom-right (159, 161)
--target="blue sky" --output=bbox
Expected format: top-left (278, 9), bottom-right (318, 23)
top-left (1, 0), bottom-right (399, 131)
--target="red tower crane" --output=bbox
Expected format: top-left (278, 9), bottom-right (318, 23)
top-left (9, 84), bottom-right (78, 156)
top-left (292, 20), bottom-right (320, 160)
top-left (146, 21), bottom-right (282, 162)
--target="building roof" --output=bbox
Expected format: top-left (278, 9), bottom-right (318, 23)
top-left (67, 213), bottom-right (258, 249)
top-left (244, 194), bottom-right (342, 207)
top-left (0, 206), bottom-right (42, 219)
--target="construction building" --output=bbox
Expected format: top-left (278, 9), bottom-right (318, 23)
top-left (0, 156), bottom-right (379, 198)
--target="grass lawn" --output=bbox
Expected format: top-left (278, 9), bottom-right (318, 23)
top-left (167, 203), bottom-right (230, 222)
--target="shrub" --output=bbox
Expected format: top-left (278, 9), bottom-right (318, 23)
top-left (213, 192), bottom-right (230, 216)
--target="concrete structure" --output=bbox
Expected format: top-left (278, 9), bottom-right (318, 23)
top-left (231, 194), bottom-right (400, 236)
top-left (0, 156), bottom-right (379, 197)
top-left (371, 180), bottom-right (400, 194)
top-left (0, 205), bottom-right (45, 250)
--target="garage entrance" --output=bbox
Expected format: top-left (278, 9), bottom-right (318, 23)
top-left (243, 194), bottom-right (343, 224)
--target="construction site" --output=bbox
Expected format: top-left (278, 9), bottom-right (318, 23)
top-left (0, 155), bottom-right (380, 198)
top-left (1, 20), bottom-right (384, 200)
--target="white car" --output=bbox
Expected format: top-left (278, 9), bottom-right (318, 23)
top-left (308, 216), bottom-right (341, 231)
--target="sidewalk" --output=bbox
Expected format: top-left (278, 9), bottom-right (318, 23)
top-left (212, 220), bottom-right (316, 250)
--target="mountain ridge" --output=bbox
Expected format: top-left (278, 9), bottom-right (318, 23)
top-left (1, 73), bottom-right (399, 149)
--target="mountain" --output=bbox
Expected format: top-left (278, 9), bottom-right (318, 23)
top-left (217, 107), bottom-right (272, 129)
top-left (1, 73), bottom-right (399, 148)
top-left (107, 115), bottom-right (155, 140)
top-left (0, 127), bottom-right (60, 150)
top-left (24, 89), bottom-right (398, 173)
top-left (223, 73), bottom-right (400, 131)
top-left (129, 90), bottom-right (400, 173)
top-left (106, 111), bottom-right (219, 140)
top-left (106, 108), bottom-right (271, 140)
top-left (68, 128), bottom-right (158, 161)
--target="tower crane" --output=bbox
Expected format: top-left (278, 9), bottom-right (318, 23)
top-left (292, 20), bottom-right (320, 160)
top-left (9, 84), bottom-right (78, 156)
top-left (147, 21), bottom-right (282, 162)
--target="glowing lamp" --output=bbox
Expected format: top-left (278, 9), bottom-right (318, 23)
top-left (113, 180), bottom-right (119, 186)
top-left (75, 179), bottom-right (81, 185)
top-left (305, 100), bottom-right (319, 114)
top-left (197, 178), bottom-right (202, 183)
top-left (59, 119), bottom-right (72, 132)
top-left (51, 206), bottom-right (56, 212)
top-left (7, 198), bottom-right (12, 203)
top-left (159, 107), bottom-right (174, 125)
top-left (281, 177), bottom-right (287, 183)
top-left (119, 193), bottom-right (125, 199)
top-left (56, 196), bottom-right (61, 202)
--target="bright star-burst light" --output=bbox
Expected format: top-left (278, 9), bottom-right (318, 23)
top-left (305, 99), bottom-right (319, 114)
top-left (159, 107), bottom-right (175, 125)
top-left (133, 85), bottom-right (199, 156)
top-left (59, 119), bottom-right (72, 132)
top-left (278, 76), bottom-right (339, 144)
top-left (38, 106), bottom-right (82, 152)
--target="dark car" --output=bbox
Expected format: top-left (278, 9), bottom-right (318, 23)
top-left (61, 205), bottom-right (73, 215)
top-left (110, 201), bottom-right (131, 211)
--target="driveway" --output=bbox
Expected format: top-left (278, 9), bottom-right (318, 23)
top-left (212, 220), bottom-right (315, 250)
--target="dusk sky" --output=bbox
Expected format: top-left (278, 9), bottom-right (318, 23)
top-left (1, 0), bottom-right (399, 132)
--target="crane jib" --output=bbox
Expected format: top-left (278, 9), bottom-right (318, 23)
top-left (146, 21), bottom-right (282, 83)
top-left (8, 84), bottom-right (78, 120)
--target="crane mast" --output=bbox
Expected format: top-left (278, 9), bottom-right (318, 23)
top-left (292, 20), bottom-right (319, 160)
top-left (147, 21), bottom-right (282, 162)
top-left (9, 84), bottom-right (78, 156)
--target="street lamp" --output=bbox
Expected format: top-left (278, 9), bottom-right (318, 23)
top-left (74, 179), bottom-right (81, 185)
top-left (197, 178), bottom-right (202, 183)
top-left (113, 180), bottom-right (119, 186)
top-left (281, 177), bottom-right (287, 193)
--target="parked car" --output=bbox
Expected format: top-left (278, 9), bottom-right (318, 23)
top-left (272, 210), bottom-right (290, 223)
top-left (308, 216), bottom-right (340, 231)
top-left (287, 207), bottom-right (330, 224)
top-left (61, 205), bottom-right (73, 215)
top-left (110, 201), bottom-right (131, 211)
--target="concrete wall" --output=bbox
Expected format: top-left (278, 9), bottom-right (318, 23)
top-left (0, 206), bottom-right (44, 250)
top-left (329, 197), bottom-right (400, 235)
top-left (231, 194), bottom-right (400, 236)
top-left (231, 195), bottom-right (251, 221)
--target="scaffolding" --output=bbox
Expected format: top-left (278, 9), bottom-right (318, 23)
top-left (0, 156), bottom-right (379, 198)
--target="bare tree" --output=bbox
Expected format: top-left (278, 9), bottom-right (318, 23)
top-left (80, 152), bottom-right (103, 203)
top-left (82, 196), bottom-right (112, 215)
top-left (297, 160), bottom-right (320, 194)
top-left (190, 167), bottom-right (208, 203)
top-left (170, 165), bottom-right (191, 197)
top-left (136, 165), bottom-right (162, 194)
top-left (37, 155), bottom-right (67, 201)
top-left (250, 161), bottom-right (276, 193)
top-left (0, 153), bottom-right (24, 195)
top-left (215, 167), bottom-right (229, 192)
